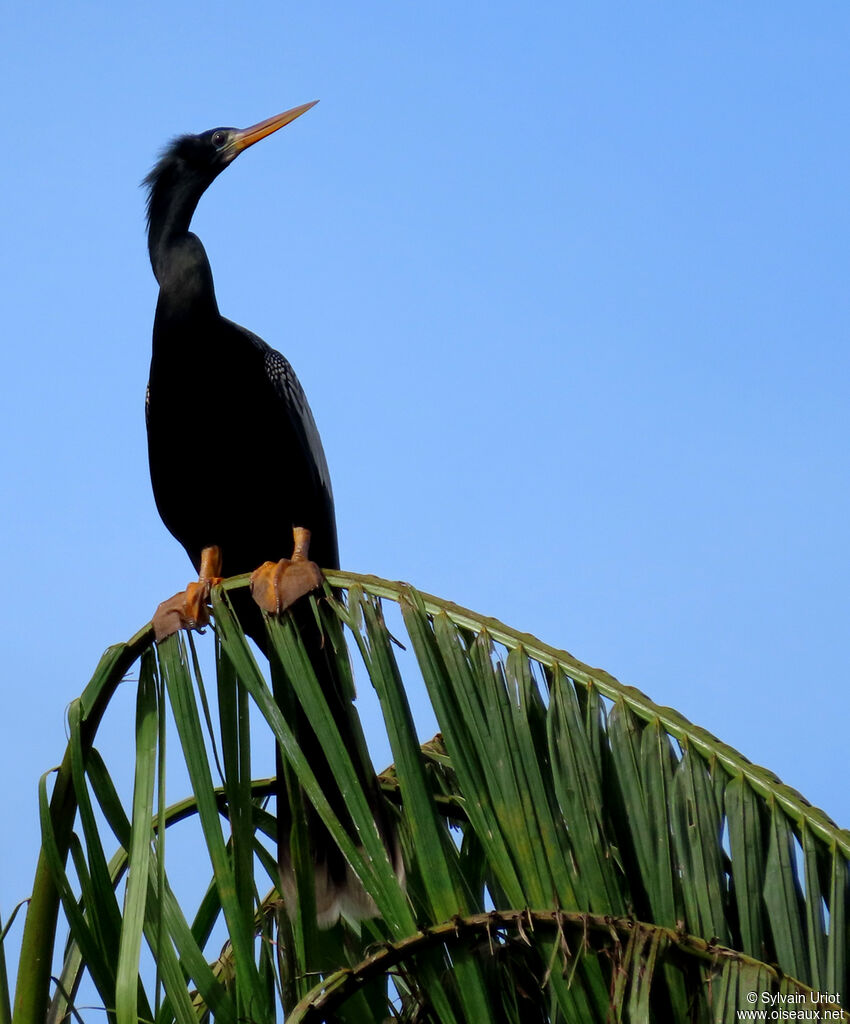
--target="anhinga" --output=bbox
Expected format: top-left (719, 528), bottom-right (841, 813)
top-left (144, 102), bottom-right (393, 924)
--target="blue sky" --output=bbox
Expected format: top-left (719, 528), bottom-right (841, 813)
top-left (2, 0), bottom-right (849, 982)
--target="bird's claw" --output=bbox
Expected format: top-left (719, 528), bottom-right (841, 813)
top-left (250, 558), bottom-right (323, 614)
top-left (152, 546), bottom-right (224, 642)
top-left (152, 581), bottom-right (215, 642)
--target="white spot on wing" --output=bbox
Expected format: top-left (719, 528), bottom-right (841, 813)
top-left (263, 348), bottom-right (333, 495)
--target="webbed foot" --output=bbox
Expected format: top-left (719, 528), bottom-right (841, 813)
top-left (250, 527), bottom-right (323, 614)
top-left (152, 545), bottom-right (223, 642)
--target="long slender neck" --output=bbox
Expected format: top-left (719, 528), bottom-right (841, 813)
top-left (147, 165), bottom-right (219, 317)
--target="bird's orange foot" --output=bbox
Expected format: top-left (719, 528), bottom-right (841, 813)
top-left (152, 545), bottom-right (223, 642)
top-left (153, 581), bottom-right (213, 642)
top-left (250, 527), bottom-right (323, 614)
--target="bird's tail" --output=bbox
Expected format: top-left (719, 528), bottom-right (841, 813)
top-left (240, 592), bottom-right (401, 928)
top-left (276, 743), bottom-right (402, 928)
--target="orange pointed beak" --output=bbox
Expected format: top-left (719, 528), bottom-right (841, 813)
top-left (231, 100), bottom-right (319, 154)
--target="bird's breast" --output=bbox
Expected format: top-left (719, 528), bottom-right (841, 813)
top-left (146, 318), bottom-right (338, 575)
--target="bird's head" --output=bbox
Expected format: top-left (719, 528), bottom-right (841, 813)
top-left (199, 100), bottom-right (320, 173)
top-left (144, 101), bottom-right (318, 236)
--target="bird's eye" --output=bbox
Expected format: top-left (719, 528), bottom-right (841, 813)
top-left (212, 130), bottom-right (229, 149)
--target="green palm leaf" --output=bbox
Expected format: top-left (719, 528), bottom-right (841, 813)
top-left (9, 571), bottom-right (850, 1023)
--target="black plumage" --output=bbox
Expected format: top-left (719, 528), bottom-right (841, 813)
top-left (144, 104), bottom-right (393, 924)
top-left (144, 108), bottom-right (338, 582)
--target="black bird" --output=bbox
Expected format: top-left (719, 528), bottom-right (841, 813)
top-left (144, 103), bottom-right (394, 924)
top-left (145, 102), bottom-right (332, 629)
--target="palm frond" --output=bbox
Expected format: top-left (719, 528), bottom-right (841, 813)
top-left (10, 571), bottom-right (849, 1023)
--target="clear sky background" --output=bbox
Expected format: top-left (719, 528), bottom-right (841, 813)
top-left (2, 0), bottom-right (849, 988)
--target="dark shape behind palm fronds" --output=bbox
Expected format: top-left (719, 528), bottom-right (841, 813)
top-left (11, 571), bottom-right (850, 1024)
